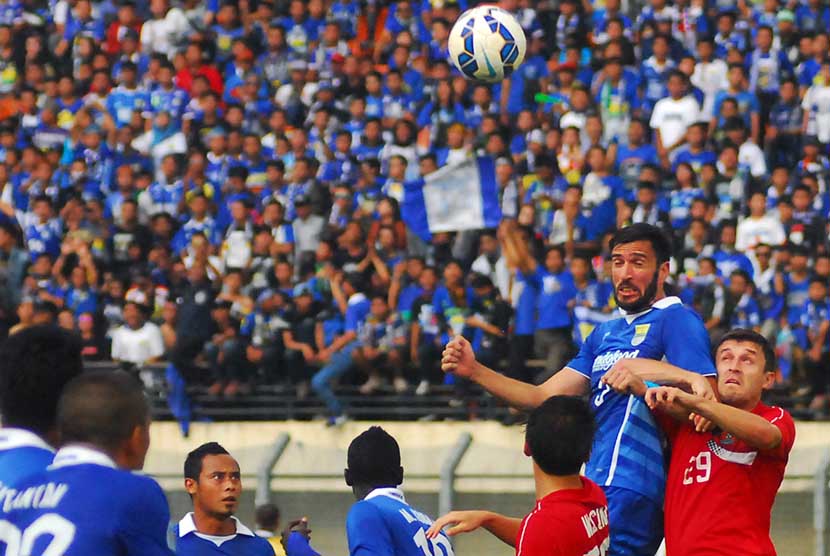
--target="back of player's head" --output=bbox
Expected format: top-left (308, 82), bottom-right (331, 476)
top-left (255, 503), bottom-right (281, 530)
top-left (58, 370), bottom-right (149, 456)
top-left (0, 325), bottom-right (83, 437)
top-left (345, 426), bottom-right (403, 488)
top-left (609, 223), bottom-right (672, 265)
top-left (184, 441), bottom-right (230, 481)
top-left (525, 396), bottom-right (595, 476)
top-left (715, 329), bottom-right (776, 373)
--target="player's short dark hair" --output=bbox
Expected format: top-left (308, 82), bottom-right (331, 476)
top-left (0, 325), bottom-right (83, 436)
top-left (729, 269), bottom-right (752, 284)
top-left (255, 503), bottom-right (281, 529)
top-left (347, 426), bottom-right (402, 487)
top-left (184, 442), bottom-right (231, 480)
top-left (715, 329), bottom-right (776, 373)
top-left (526, 396), bottom-right (595, 475)
top-left (58, 370), bottom-right (148, 451)
top-left (609, 223), bottom-right (672, 265)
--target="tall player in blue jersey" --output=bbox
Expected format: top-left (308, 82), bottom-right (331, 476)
top-left (345, 427), bottom-right (454, 556)
top-left (0, 326), bottom-right (83, 488)
top-left (0, 370), bottom-right (172, 555)
top-left (442, 223), bottom-right (717, 556)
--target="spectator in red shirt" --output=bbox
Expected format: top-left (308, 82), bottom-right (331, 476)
top-left (602, 328), bottom-right (795, 556)
top-left (176, 41), bottom-right (223, 96)
top-left (105, 1), bottom-right (142, 56)
top-left (427, 396), bottom-right (610, 556)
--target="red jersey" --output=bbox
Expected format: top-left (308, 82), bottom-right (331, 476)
top-left (515, 477), bottom-right (610, 556)
top-left (661, 402), bottom-right (795, 556)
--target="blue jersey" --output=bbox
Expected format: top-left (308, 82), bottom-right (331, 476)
top-left (0, 428), bottom-right (53, 489)
top-left (566, 296), bottom-right (716, 503)
top-left (174, 513), bottom-right (273, 556)
top-left (347, 488), bottom-right (454, 556)
top-left (0, 445), bottom-right (172, 556)
top-left (107, 86), bottom-right (149, 127)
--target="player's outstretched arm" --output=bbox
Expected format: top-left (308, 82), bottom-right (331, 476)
top-left (426, 511), bottom-right (523, 547)
top-left (646, 387), bottom-right (783, 450)
top-left (442, 336), bottom-right (589, 410)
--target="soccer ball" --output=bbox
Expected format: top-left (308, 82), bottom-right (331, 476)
top-left (448, 5), bottom-right (526, 83)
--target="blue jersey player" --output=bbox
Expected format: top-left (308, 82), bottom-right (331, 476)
top-left (0, 371), bottom-right (172, 556)
top-left (345, 426), bottom-right (454, 556)
top-left (442, 223), bottom-right (717, 556)
top-left (0, 326), bottom-right (83, 489)
top-left (175, 442), bottom-right (316, 556)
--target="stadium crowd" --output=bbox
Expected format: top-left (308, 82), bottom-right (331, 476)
top-left (0, 0), bottom-right (827, 425)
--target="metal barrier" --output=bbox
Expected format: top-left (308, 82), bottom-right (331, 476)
top-left (438, 432), bottom-right (473, 518)
top-left (816, 448), bottom-right (830, 556)
top-left (255, 433), bottom-right (291, 507)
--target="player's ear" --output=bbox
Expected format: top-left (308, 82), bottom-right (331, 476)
top-left (394, 466), bottom-right (403, 485)
top-left (185, 477), bottom-right (198, 495)
top-left (344, 468), bottom-right (353, 487)
top-left (762, 371), bottom-right (776, 391)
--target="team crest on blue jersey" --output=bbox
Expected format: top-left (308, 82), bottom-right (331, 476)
top-left (631, 324), bottom-right (651, 346)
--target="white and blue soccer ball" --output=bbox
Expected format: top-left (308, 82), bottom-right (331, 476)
top-left (448, 5), bottom-right (527, 83)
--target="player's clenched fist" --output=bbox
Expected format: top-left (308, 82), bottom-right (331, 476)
top-left (441, 336), bottom-right (477, 379)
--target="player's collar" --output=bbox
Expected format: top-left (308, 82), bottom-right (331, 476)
top-left (617, 295), bottom-right (681, 324)
top-left (49, 445), bottom-right (117, 469)
top-left (364, 487), bottom-right (406, 503)
top-left (0, 427), bottom-right (53, 453)
top-left (178, 513), bottom-right (255, 538)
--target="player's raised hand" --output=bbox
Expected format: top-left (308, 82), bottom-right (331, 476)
top-left (441, 336), bottom-right (478, 379)
top-left (426, 511), bottom-right (489, 539)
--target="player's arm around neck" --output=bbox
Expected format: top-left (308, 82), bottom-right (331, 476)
top-left (602, 358), bottom-right (716, 400)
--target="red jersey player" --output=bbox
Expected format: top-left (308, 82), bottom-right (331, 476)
top-left (603, 328), bottom-right (796, 556)
top-left (426, 396), bottom-right (610, 556)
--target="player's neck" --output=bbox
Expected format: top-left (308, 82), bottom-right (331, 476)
top-left (193, 509), bottom-right (237, 536)
top-left (533, 465), bottom-right (583, 499)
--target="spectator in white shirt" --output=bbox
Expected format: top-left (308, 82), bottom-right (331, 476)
top-left (691, 38), bottom-right (728, 120)
top-left (111, 301), bottom-right (165, 368)
top-left (140, 0), bottom-right (190, 57)
top-left (650, 71), bottom-right (701, 168)
top-left (802, 59), bottom-right (830, 145)
top-left (723, 117), bottom-right (768, 178)
top-left (736, 191), bottom-right (786, 254)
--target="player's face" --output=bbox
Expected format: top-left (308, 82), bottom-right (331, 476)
top-left (190, 454), bottom-right (242, 519)
top-left (611, 240), bottom-right (666, 313)
top-left (715, 340), bottom-right (774, 410)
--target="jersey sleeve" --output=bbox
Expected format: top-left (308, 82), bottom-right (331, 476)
top-left (661, 307), bottom-right (717, 376)
top-left (117, 476), bottom-right (174, 556)
top-left (565, 325), bottom-right (597, 378)
top-left (762, 406), bottom-right (796, 461)
top-left (346, 501), bottom-right (394, 556)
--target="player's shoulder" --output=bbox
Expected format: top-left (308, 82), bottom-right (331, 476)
top-left (347, 498), bottom-right (387, 525)
top-left (757, 403), bottom-right (794, 427)
top-left (0, 447), bottom-right (54, 486)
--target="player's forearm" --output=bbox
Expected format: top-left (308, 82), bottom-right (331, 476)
top-left (686, 397), bottom-right (782, 450)
top-left (470, 361), bottom-right (548, 409)
top-left (622, 358), bottom-right (703, 387)
top-left (481, 512), bottom-right (523, 547)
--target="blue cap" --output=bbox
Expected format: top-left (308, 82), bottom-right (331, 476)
top-left (293, 282), bottom-right (313, 297)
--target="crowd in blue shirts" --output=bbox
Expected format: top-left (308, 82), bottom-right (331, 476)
top-left (0, 0), bottom-right (828, 422)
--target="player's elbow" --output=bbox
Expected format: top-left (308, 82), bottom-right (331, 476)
top-left (757, 427), bottom-right (783, 451)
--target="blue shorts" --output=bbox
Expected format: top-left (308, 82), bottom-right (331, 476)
top-left (604, 486), bottom-right (663, 556)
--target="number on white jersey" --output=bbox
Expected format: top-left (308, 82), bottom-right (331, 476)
top-left (0, 513), bottom-right (76, 556)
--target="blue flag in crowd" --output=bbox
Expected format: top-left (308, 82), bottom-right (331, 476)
top-left (402, 157), bottom-right (502, 242)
